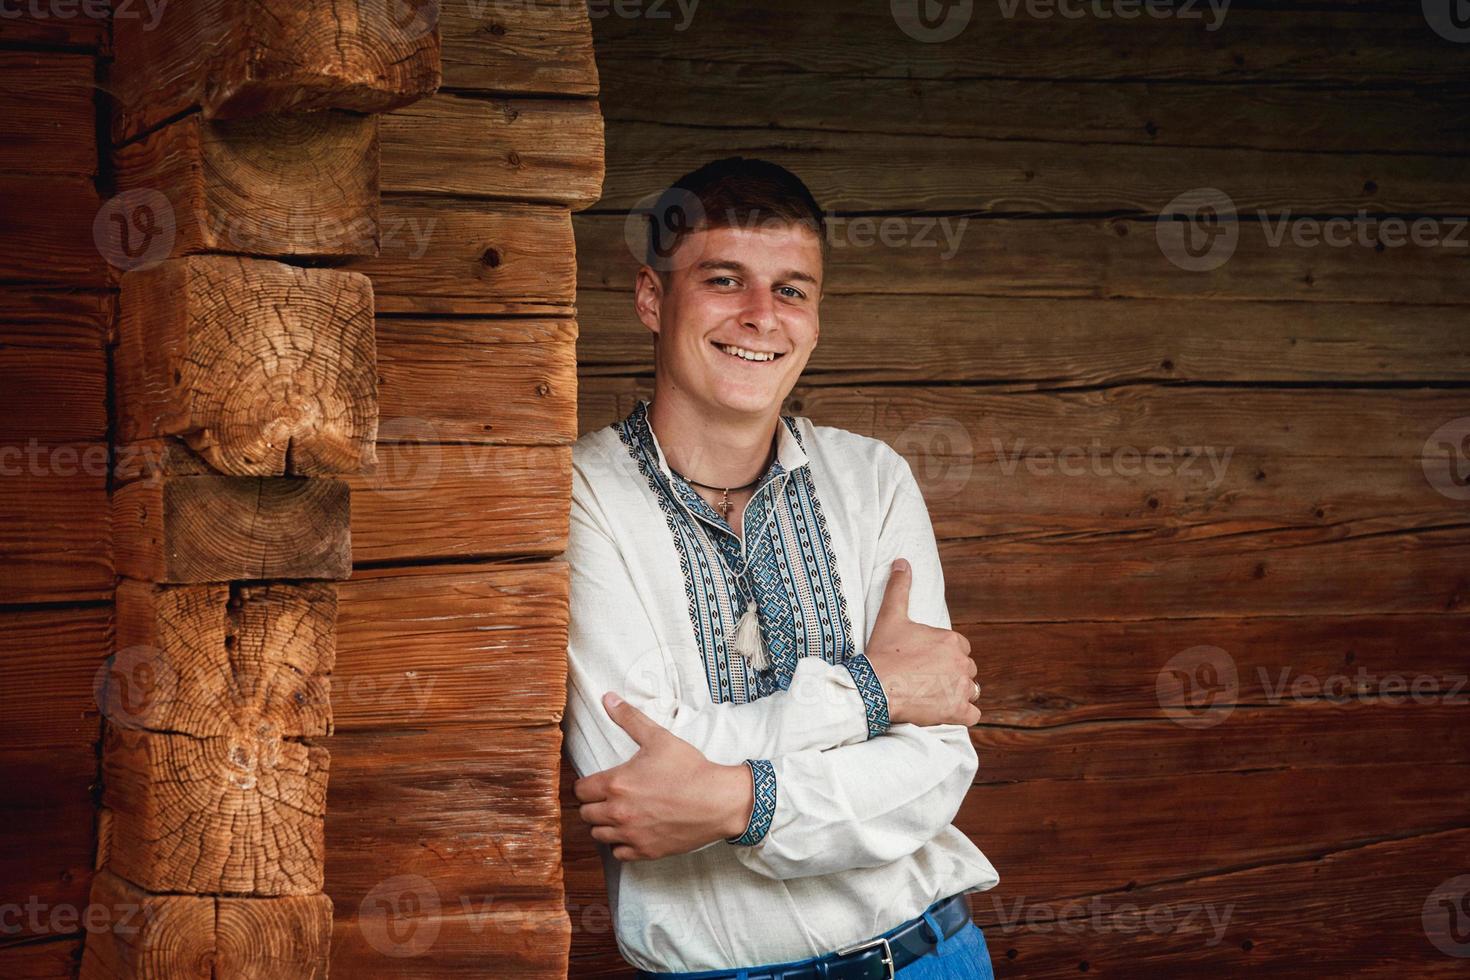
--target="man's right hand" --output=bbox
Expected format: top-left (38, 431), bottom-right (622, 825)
top-left (862, 558), bottom-right (982, 728)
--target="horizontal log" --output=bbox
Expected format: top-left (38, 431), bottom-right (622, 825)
top-left (78, 870), bottom-right (333, 979)
top-left (0, 345), bottom-right (106, 442)
top-left (111, 581), bottom-right (335, 737)
top-left (0, 742), bottom-right (97, 942)
top-left (0, 175), bottom-right (107, 285)
top-left (330, 906), bottom-right (570, 978)
top-left (348, 198), bottom-right (576, 314)
top-left (942, 524), bottom-right (1470, 622)
top-left (101, 726), bottom-right (328, 895)
top-left (575, 291), bottom-right (1470, 384)
top-left (112, 475), bottom-right (352, 583)
top-left (115, 111), bottom-right (381, 258)
top-left (349, 443), bottom-right (571, 563)
top-left (0, 605), bottom-right (109, 750)
top-left (0, 455), bottom-right (110, 603)
top-left (589, 0), bottom-right (1467, 86)
top-left (0, 7), bottom-right (108, 49)
top-left (326, 725), bottom-right (564, 916)
top-left (108, 0), bottom-right (441, 142)
top-left (575, 213), bottom-right (1470, 304)
top-left (0, 939), bottom-right (83, 979)
top-left (0, 51), bottom-right (96, 175)
top-left (974, 827), bottom-right (1470, 978)
top-left (598, 56), bottom-right (1470, 156)
top-left (965, 613), bottom-right (1470, 729)
top-left (335, 563), bottom-right (568, 730)
top-left (0, 288), bottom-right (112, 348)
top-left (596, 119), bottom-right (1470, 215)
top-left (117, 256), bottom-right (378, 477)
top-left (376, 316), bottom-right (578, 444)
top-left (381, 94), bottom-right (604, 209)
top-left (440, 0), bottom-right (597, 96)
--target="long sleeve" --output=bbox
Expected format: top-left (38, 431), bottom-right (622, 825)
top-left (728, 449), bottom-right (980, 878)
top-left (560, 463), bottom-right (890, 785)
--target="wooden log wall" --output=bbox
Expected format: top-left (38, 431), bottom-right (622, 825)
top-left (570, 2), bottom-right (1470, 977)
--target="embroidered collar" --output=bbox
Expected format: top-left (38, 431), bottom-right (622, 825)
top-left (630, 398), bottom-right (809, 485)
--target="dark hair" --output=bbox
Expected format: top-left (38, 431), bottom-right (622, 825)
top-left (644, 157), bottom-right (826, 271)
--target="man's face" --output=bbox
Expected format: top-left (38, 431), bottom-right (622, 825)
top-left (636, 221), bottom-right (823, 418)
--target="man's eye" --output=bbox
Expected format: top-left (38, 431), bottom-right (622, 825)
top-left (708, 276), bottom-right (737, 287)
top-left (777, 286), bottom-right (807, 300)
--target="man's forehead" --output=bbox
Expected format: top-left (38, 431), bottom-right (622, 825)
top-left (675, 223), bottom-right (824, 279)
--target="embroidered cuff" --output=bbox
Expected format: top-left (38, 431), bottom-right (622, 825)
top-left (843, 652), bottom-right (892, 739)
top-left (726, 759), bottom-right (776, 846)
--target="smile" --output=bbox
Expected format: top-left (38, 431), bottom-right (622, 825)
top-left (712, 341), bottom-right (784, 363)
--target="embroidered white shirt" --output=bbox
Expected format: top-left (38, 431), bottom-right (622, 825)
top-left (562, 399), bottom-right (1000, 973)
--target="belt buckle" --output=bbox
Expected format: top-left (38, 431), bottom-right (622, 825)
top-left (833, 935), bottom-right (894, 980)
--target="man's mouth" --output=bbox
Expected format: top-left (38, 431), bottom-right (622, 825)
top-left (712, 341), bottom-right (785, 363)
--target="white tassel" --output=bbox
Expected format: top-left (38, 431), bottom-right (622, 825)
top-left (733, 599), bottom-right (769, 672)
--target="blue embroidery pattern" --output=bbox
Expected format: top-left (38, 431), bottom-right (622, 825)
top-left (727, 758), bottom-right (777, 846)
top-left (841, 653), bottom-right (892, 739)
top-left (614, 401), bottom-right (863, 705)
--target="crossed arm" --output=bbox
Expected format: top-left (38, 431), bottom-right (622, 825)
top-left (562, 450), bottom-right (977, 878)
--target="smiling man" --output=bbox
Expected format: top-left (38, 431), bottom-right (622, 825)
top-left (562, 158), bottom-right (1000, 980)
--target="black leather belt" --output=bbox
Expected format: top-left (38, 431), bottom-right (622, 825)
top-left (636, 892), bottom-right (973, 980)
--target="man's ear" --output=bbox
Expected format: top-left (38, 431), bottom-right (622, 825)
top-left (634, 266), bottom-right (664, 337)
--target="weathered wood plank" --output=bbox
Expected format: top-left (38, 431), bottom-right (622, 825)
top-left (590, 0), bottom-right (1469, 87)
top-left (0, 742), bottom-right (97, 943)
top-left (0, 938), bottom-right (83, 980)
top-left (0, 6), bottom-right (108, 49)
top-left (969, 613), bottom-right (1470, 729)
top-left (0, 51), bottom-right (96, 175)
top-left (115, 111), bottom-right (381, 258)
top-left (0, 461), bottom-right (110, 603)
top-left (349, 443), bottom-right (571, 563)
top-left (0, 175), bottom-right (107, 285)
top-left (0, 344), bottom-right (106, 442)
top-left (576, 292), bottom-right (1470, 384)
top-left (112, 475), bottom-right (352, 583)
top-left (575, 213), bottom-right (1470, 304)
top-left (108, 0), bottom-right (441, 142)
top-left (382, 94), bottom-right (604, 209)
top-left (0, 605), bottom-right (109, 750)
top-left (116, 256), bottom-right (378, 476)
top-left (440, 0), bottom-right (598, 96)
top-left (101, 726), bottom-right (328, 895)
top-left (335, 563), bottom-right (568, 730)
top-left (376, 316), bottom-right (578, 445)
top-left (349, 199), bottom-right (576, 314)
top-left (595, 119), bottom-right (1470, 214)
top-left (597, 56), bottom-right (1470, 156)
top-left (330, 906), bottom-right (570, 978)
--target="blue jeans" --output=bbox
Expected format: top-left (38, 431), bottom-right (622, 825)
top-left (896, 915), bottom-right (995, 980)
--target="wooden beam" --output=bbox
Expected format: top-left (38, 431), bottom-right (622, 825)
top-left (440, 0), bottom-right (598, 96)
top-left (112, 475), bottom-right (352, 583)
top-left (109, 0), bottom-right (442, 143)
top-left (115, 112), bottom-right (381, 258)
top-left (116, 256), bottom-right (378, 477)
top-left (101, 725), bottom-right (328, 895)
top-left (0, 51), bottom-right (97, 175)
top-left (0, 175), bottom-right (107, 286)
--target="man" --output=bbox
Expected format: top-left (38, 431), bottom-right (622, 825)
top-left (563, 157), bottom-right (1000, 979)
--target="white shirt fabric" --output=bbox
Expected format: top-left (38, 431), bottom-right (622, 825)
top-left (562, 398), bottom-right (1000, 973)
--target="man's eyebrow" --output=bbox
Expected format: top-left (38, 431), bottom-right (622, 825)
top-left (695, 259), bottom-right (820, 286)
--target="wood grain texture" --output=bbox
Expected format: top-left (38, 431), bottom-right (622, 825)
top-left (108, 0), bottom-right (442, 142)
top-left (0, 175), bottom-right (108, 285)
top-left (0, 51), bottom-right (97, 175)
top-left (115, 111), bottom-right (382, 258)
top-left (335, 563), bottom-right (568, 730)
top-left (0, 459), bottom-right (110, 602)
top-left (0, 741), bottom-right (98, 944)
top-left (382, 94), bottom-right (605, 209)
top-left (440, 0), bottom-right (598, 96)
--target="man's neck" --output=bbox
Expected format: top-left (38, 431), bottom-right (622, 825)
top-left (647, 389), bottom-right (780, 490)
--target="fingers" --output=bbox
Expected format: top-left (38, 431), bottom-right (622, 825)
top-left (578, 801), bottom-right (614, 827)
top-left (572, 772), bottom-right (608, 804)
top-left (589, 824), bottom-right (628, 846)
top-left (872, 558), bottom-right (913, 634)
top-left (603, 692), bottom-right (664, 747)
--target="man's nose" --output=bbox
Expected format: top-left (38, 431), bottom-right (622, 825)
top-left (740, 289), bottom-right (778, 332)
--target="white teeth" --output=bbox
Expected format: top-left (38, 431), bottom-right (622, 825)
top-left (715, 342), bottom-right (779, 362)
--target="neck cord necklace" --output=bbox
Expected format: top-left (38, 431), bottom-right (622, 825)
top-left (665, 428), bottom-right (780, 672)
